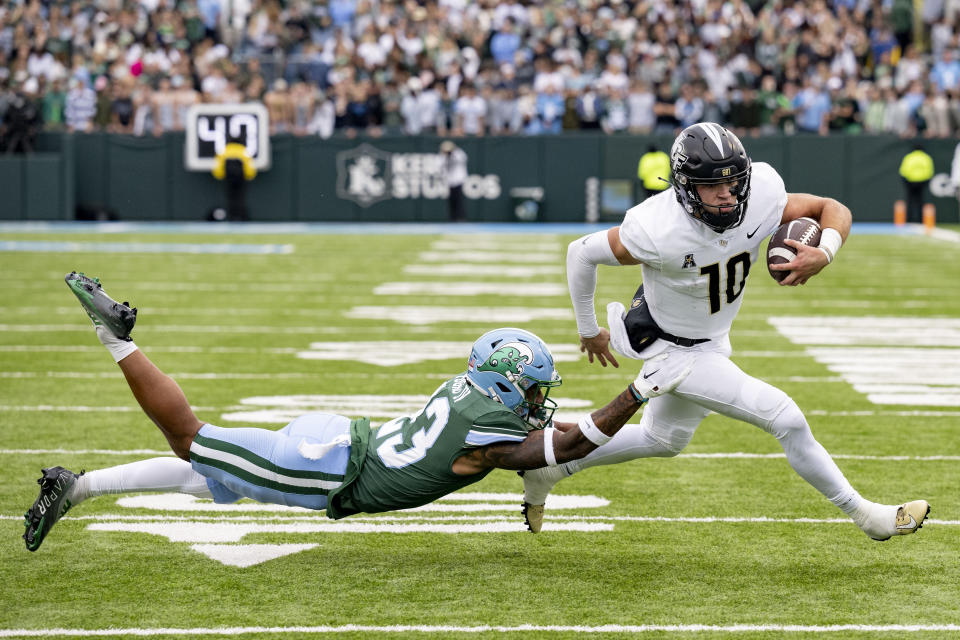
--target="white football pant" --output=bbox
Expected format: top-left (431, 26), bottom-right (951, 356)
top-left (567, 341), bottom-right (863, 512)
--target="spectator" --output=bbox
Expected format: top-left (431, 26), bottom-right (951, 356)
top-left (64, 77), bottom-right (96, 132)
top-left (264, 78), bottom-right (293, 133)
top-left (41, 77), bottom-right (67, 131)
top-left (1, 77), bottom-right (41, 153)
top-left (919, 86), bottom-right (952, 138)
top-left (453, 82), bottom-right (486, 136)
top-left (601, 87), bottom-right (629, 134)
top-left (675, 83), bottom-right (705, 130)
top-left (627, 79), bottom-right (655, 134)
top-left (930, 50), bottom-right (960, 93)
top-left (308, 89), bottom-right (335, 139)
top-left (3, 0), bottom-right (958, 141)
top-left (793, 76), bottom-right (831, 135)
top-left (109, 79), bottom-right (135, 134)
top-left (576, 82), bottom-right (603, 130)
top-left (535, 82), bottom-right (564, 134)
top-left (653, 82), bottom-right (679, 134)
top-left (828, 78), bottom-right (861, 134)
top-left (151, 75), bottom-right (177, 136)
top-left (775, 82), bottom-right (799, 134)
top-left (490, 85), bottom-right (521, 135)
top-left (489, 18), bottom-right (520, 66)
top-left (885, 86), bottom-right (914, 136)
top-left (728, 86), bottom-right (762, 137)
top-left (890, 0), bottom-right (915, 51)
top-left (862, 86), bottom-right (888, 133)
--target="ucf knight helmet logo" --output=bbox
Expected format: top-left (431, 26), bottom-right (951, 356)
top-left (336, 144), bottom-right (392, 207)
top-left (478, 342), bottom-right (535, 383)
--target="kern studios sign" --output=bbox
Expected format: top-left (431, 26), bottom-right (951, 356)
top-left (336, 144), bottom-right (501, 208)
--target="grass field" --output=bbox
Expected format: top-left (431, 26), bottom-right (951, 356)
top-left (1, 223), bottom-right (958, 639)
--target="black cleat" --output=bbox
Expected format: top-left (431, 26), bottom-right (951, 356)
top-left (65, 271), bottom-right (137, 341)
top-left (23, 467), bottom-right (83, 552)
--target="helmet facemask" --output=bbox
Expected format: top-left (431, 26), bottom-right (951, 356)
top-left (676, 168), bottom-right (752, 233)
top-left (515, 372), bottom-right (562, 428)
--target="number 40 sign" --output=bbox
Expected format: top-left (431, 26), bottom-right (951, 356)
top-left (184, 103), bottom-right (272, 171)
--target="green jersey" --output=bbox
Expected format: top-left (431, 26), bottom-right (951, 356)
top-left (327, 375), bottom-right (531, 519)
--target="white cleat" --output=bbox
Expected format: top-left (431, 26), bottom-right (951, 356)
top-left (519, 465), bottom-right (570, 533)
top-left (861, 500), bottom-right (930, 541)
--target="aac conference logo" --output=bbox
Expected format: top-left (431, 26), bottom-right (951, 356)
top-left (336, 143), bottom-right (501, 207)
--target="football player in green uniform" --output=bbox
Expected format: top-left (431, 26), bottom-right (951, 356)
top-left (23, 273), bottom-right (689, 551)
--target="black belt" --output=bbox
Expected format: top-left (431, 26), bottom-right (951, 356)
top-left (658, 331), bottom-right (710, 347)
top-left (624, 284), bottom-right (711, 351)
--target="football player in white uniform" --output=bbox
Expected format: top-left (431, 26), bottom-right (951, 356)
top-left (521, 122), bottom-right (930, 541)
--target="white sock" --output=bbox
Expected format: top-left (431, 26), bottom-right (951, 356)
top-left (66, 457), bottom-right (213, 504)
top-left (521, 463), bottom-right (574, 505)
top-left (96, 325), bottom-right (139, 363)
top-left (850, 501), bottom-right (898, 539)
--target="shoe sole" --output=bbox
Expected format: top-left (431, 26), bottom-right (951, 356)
top-left (65, 272), bottom-right (136, 341)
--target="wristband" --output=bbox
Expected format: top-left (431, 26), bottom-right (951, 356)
top-left (578, 414), bottom-right (612, 446)
top-left (628, 383), bottom-right (649, 406)
top-left (542, 427), bottom-right (557, 467)
top-left (818, 228), bottom-right (842, 264)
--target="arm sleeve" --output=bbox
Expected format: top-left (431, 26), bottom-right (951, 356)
top-left (566, 230), bottom-right (621, 338)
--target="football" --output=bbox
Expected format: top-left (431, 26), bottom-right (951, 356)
top-left (767, 217), bottom-right (822, 282)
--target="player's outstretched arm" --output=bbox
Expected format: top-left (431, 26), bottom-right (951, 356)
top-left (460, 354), bottom-right (691, 472)
top-left (476, 387), bottom-right (642, 471)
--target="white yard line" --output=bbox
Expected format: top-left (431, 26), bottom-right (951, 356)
top-left (3, 448), bottom-right (958, 460)
top-left (0, 324), bottom-right (483, 335)
top-left (918, 226), bottom-right (960, 243)
top-left (2, 623), bottom-right (959, 636)
top-left (6, 407), bottom-right (960, 417)
top-left (1, 513), bottom-right (956, 525)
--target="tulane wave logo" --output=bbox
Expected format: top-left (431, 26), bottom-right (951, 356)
top-left (478, 342), bottom-right (535, 381)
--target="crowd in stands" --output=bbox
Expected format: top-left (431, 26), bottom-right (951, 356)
top-left (2, 0), bottom-right (960, 150)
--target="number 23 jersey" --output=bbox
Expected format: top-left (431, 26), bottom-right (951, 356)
top-left (327, 376), bottom-right (531, 519)
top-left (618, 162), bottom-right (788, 340)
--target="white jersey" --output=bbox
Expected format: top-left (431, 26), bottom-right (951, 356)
top-left (618, 162), bottom-right (787, 340)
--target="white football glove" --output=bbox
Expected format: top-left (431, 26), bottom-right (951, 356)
top-left (631, 352), bottom-right (692, 401)
top-left (606, 301), bottom-right (645, 360)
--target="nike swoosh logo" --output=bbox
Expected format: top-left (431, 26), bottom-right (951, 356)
top-left (896, 515), bottom-right (917, 530)
top-left (746, 223), bottom-right (763, 239)
top-left (642, 369), bottom-right (660, 379)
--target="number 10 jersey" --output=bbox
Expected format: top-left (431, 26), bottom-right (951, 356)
top-left (618, 162), bottom-right (788, 340)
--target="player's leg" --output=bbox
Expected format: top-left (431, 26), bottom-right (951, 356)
top-left (24, 414), bottom-right (354, 551)
top-left (116, 350), bottom-right (203, 461)
top-left (679, 350), bottom-right (929, 540)
top-left (23, 458), bottom-right (213, 551)
top-left (522, 348), bottom-right (708, 531)
top-left (189, 413), bottom-right (352, 510)
top-left (65, 272), bottom-right (203, 459)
